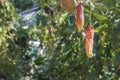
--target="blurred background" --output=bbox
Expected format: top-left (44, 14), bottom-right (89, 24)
top-left (0, 0), bottom-right (120, 80)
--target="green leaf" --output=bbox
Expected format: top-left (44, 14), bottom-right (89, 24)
top-left (95, 24), bottom-right (108, 32)
top-left (94, 13), bottom-right (107, 20)
top-left (34, 56), bottom-right (45, 65)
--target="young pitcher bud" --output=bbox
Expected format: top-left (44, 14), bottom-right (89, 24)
top-left (85, 25), bottom-right (94, 58)
top-left (76, 3), bottom-right (84, 32)
top-left (61, 0), bottom-right (76, 13)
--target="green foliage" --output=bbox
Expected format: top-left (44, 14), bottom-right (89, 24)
top-left (33, 0), bottom-right (120, 80)
top-left (0, 0), bottom-right (22, 79)
top-left (0, 0), bottom-right (15, 55)
top-left (0, 0), bottom-right (120, 80)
